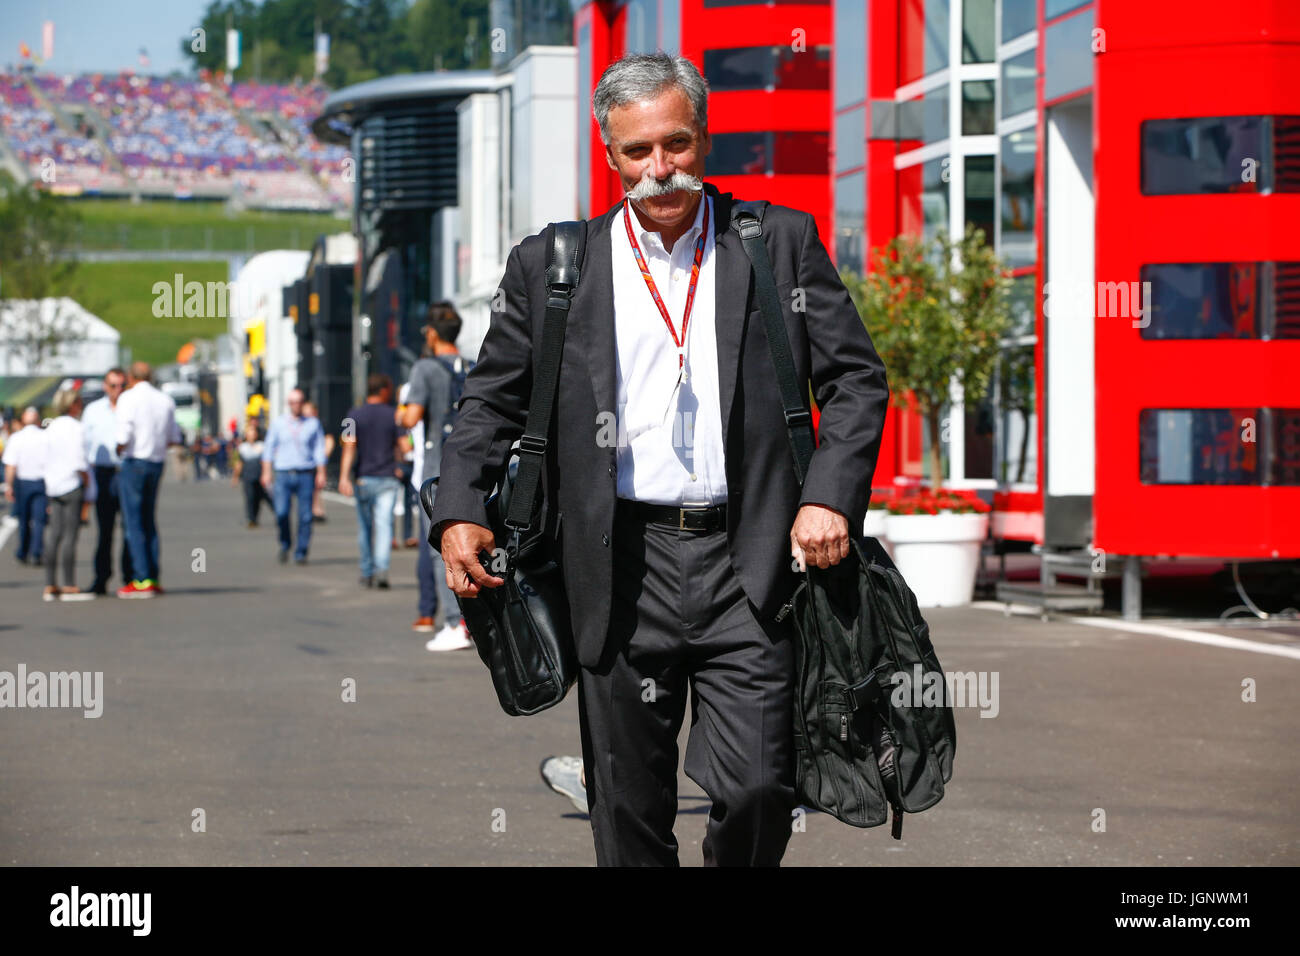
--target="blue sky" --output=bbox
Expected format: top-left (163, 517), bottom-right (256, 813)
top-left (0, 0), bottom-right (213, 75)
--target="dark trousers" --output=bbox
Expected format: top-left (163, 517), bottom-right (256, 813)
top-left (242, 476), bottom-right (269, 524)
top-left (92, 465), bottom-right (132, 587)
top-left (13, 477), bottom-right (47, 561)
top-left (577, 501), bottom-right (797, 867)
top-left (119, 458), bottom-right (164, 583)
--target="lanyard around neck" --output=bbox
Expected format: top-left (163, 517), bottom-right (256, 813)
top-left (623, 197), bottom-right (709, 369)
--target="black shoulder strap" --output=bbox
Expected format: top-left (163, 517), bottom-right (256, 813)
top-left (504, 219), bottom-right (587, 537)
top-left (730, 202), bottom-right (816, 484)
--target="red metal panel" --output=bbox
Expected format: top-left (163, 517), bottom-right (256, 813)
top-left (1093, 0), bottom-right (1300, 557)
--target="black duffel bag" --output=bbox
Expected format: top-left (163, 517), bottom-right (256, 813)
top-left (731, 201), bottom-right (956, 837)
top-left (419, 219), bottom-right (586, 716)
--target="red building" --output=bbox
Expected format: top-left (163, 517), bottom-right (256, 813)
top-left (577, 0), bottom-right (1300, 612)
top-left (574, 0), bottom-right (834, 239)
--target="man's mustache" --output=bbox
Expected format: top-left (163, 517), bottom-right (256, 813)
top-left (626, 170), bottom-right (704, 202)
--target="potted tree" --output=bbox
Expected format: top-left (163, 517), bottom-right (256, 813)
top-left (842, 226), bottom-right (1012, 607)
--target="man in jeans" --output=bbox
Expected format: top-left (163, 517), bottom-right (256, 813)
top-left (338, 374), bottom-right (402, 589)
top-left (2, 407), bottom-right (47, 566)
top-left (261, 388), bottom-right (327, 565)
top-left (114, 362), bottom-right (183, 599)
top-left (81, 367), bottom-right (133, 594)
top-left (402, 303), bottom-right (473, 651)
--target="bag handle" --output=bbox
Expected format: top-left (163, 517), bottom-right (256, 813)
top-left (504, 219), bottom-right (588, 539)
top-left (730, 202), bottom-right (816, 485)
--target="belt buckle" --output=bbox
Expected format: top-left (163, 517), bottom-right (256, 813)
top-left (679, 508), bottom-right (689, 531)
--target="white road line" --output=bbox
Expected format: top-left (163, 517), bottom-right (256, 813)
top-left (971, 601), bottom-right (1300, 660)
top-left (321, 491), bottom-right (351, 506)
top-left (0, 516), bottom-right (15, 554)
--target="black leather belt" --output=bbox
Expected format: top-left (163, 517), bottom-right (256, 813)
top-left (617, 498), bottom-right (727, 531)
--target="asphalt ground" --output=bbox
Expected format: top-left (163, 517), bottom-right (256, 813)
top-left (0, 480), bottom-right (1296, 866)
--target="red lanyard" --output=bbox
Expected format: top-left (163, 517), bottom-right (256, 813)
top-left (623, 197), bottom-right (709, 368)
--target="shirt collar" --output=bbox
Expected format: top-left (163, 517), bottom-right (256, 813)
top-left (627, 192), bottom-right (710, 253)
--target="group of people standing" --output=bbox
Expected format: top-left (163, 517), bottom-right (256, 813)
top-left (2, 362), bottom-right (182, 600)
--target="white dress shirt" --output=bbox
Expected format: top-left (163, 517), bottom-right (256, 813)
top-left (114, 381), bottom-right (182, 463)
top-left (2, 424), bottom-right (48, 480)
top-left (612, 193), bottom-right (727, 506)
top-left (81, 395), bottom-right (120, 467)
top-left (42, 415), bottom-right (88, 498)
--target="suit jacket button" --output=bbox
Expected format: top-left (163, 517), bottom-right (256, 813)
top-left (608, 465), bottom-right (615, 477)
top-left (601, 534), bottom-right (609, 546)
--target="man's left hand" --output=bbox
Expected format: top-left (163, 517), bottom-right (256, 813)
top-left (790, 503), bottom-right (850, 571)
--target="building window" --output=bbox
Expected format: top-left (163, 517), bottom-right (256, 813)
top-left (1000, 49), bottom-right (1037, 118)
top-left (1140, 262), bottom-right (1300, 339)
top-left (1001, 0), bottom-right (1037, 42)
top-left (660, 0), bottom-right (680, 53)
top-left (835, 170), bottom-right (865, 271)
top-left (962, 80), bottom-right (996, 134)
top-left (900, 0), bottom-right (950, 84)
top-left (1140, 115), bottom-right (1300, 195)
top-left (1270, 410), bottom-right (1300, 485)
top-left (624, 0), bottom-right (657, 55)
top-left (1045, 0), bottom-right (1090, 19)
top-left (994, 342), bottom-right (1037, 484)
top-left (835, 107), bottom-right (866, 172)
top-left (963, 0), bottom-right (996, 63)
top-left (710, 130), bottom-right (831, 176)
top-left (1043, 7), bottom-right (1093, 101)
top-left (901, 156), bottom-right (950, 243)
top-left (704, 45), bottom-right (831, 92)
top-left (999, 128), bottom-right (1036, 267)
top-left (923, 84), bottom-right (950, 143)
top-left (1139, 409), bottom-right (1261, 485)
top-left (704, 0), bottom-right (827, 5)
top-left (965, 155), bottom-right (996, 244)
top-left (834, 0), bottom-right (867, 107)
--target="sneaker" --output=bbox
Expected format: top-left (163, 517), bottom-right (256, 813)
top-left (43, 586), bottom-right (59, 603)
top-left (278, 549), bottom-right (288, 565)
top-left (117, 580), bottom-right (158, 599)
top-left (411, 617), bottom-right (436, 633)
top-left (403, 537), bottom-right (419, 549)
top-left (360, 576), bottom-right (374, 588)
top-left (59, 587), bottom-right (96, 602)
top-left (539, 755), bottom-right (588, 814)
top-left (425, 623), bottom-right (473, 652)
top-left (375, 575), bottom-right (389, 590)
top-left (294, 554), bottom-right (308, 565)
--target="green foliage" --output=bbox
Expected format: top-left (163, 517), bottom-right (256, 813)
top-left (0, 172), bottom-right (82, 300)
top-left (46, 260), bottom-right (232, 367)
top-left (842, 226), bottom-right (1013, 488)
top-left (181, 0), bottom-right (497, 85)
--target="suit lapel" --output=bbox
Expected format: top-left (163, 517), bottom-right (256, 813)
top-left (572, 202), bottom-right (618, 422)
top-left (709, 184), bottom-right (749, 451)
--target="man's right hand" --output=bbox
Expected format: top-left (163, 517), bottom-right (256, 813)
top-left (441, 520), bottom-right (505, 597)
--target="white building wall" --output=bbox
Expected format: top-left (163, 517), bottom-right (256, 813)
top-left (453, 46), bottom-right (577, 362)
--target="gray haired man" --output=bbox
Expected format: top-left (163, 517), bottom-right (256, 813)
top-left (430, 53), bottom-right (890, 866)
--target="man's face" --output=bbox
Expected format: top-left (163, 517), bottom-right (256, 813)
top-left (104, 374), bottom-right (126, 403)
top-left (604, 85), bottom-right (710, 232)
top-left (287, 392), bottom-right (304, 416)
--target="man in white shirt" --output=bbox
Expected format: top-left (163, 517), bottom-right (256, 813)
top-left (114, 362), bottom-right (182, 598)
top-left (2, 407), bottom-right (48, 565)
top-left (81, 367), bottom-right (133, 594)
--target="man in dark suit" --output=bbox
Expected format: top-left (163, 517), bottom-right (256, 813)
top-left (430, 53), bottom-right (889, 865)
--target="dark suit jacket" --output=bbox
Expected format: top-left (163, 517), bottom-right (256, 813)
top-left (430, 182), bottom-right (890, 669)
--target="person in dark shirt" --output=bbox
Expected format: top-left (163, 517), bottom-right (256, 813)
top-left (339, 374), bottom-right (403, 588)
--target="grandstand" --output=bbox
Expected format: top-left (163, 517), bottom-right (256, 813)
top-left (0, 68), bottom-right (351, 211)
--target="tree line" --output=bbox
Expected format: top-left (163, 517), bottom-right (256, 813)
top-left (180, 0), bottom-right (538, 87)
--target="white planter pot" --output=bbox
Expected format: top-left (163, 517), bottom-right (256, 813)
top-left (863, 508), bottom-right (889, 540)
top-left (883, 512), bottom-right (989, 607)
